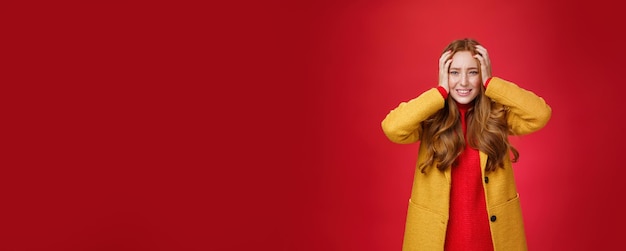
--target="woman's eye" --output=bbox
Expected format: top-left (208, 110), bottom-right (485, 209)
top-left (449, 71), bottom-right (459, 75)
top-left (469, 71), bottom-right (479, 75)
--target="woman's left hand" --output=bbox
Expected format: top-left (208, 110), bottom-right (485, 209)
top-left (474, 45), bottom-right (492, 85)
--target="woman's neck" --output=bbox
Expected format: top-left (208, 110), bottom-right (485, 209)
top-left (456, 101), bottom-right (474, 112)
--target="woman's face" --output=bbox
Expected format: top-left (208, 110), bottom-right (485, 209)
top-left (448, 51), bottom-right (481, 104)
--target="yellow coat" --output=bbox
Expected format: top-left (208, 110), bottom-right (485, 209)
top-left (381, 77), bottom-right (551, 251)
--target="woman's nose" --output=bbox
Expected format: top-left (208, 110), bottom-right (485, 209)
top-left (459, 76), bottom-right (469, 86)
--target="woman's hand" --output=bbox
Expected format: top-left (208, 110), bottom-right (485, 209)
top-left (438, 50), bottom-right (453, 92)
top-left (474, 45), bottom-right (492, 85)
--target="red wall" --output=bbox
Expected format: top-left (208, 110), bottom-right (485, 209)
top-left (296, 1), bottom-right (626, 250)
top-left (4, 0), bottom-right (625, 250)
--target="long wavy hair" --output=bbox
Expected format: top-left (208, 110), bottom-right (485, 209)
top-left (418, 38), bottom-right (519, 173)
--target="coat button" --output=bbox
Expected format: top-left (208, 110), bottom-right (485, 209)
top-left (490, 215), bottom-right (497, 222)
top-left (484, 177), bottom-right (489, 183)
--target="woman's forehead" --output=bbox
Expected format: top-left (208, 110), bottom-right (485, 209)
top-left (451, 51), bottom-right (478, 67)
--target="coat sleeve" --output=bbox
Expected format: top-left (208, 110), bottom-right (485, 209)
top-left (485, 77), bottom-right (552, 136)
top-left (381, 88), bottom-right (446, 144)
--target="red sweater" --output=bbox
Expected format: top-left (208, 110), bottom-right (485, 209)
top-left (444, 102), bottom-right (494, 251)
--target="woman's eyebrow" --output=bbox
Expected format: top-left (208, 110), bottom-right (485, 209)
top-left (449, 66), bottom-right (478, 70)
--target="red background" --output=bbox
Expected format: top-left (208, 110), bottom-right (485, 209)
top-left (3, 0), bottom-right (625, 250)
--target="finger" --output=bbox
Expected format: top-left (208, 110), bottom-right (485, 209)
top-left (439, 51), bottom-right (449, 60)
top-left (473, 54), bottom-right (485, 65)
top-left (439, 50), bottom-right (452, 64)
top-left (475, 50), bottom-right (489, 63)
top-left (475, 45), bottom-right (489, 61)
top-left (444, 59), bottom-right (452, 71)
top-left (475, 45), bottom-right (487, 54)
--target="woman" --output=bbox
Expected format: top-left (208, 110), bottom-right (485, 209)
top-left (381, 38), bottom-right (551, 250)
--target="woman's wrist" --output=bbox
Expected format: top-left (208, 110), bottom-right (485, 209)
top-left (484, 77), bottom-right (493, 88)
top-left (436, 86), bottom-right (448, 99)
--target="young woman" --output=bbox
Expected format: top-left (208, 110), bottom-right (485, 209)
top-left (381, 38), bottom-right (551, 250)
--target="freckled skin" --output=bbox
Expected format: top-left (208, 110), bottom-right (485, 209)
top-left (447, 51), bottom-right (481, 104)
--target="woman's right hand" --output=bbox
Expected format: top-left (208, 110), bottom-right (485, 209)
top-left (438, 50), bottom-right (453, 93)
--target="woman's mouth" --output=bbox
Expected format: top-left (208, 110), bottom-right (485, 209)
top-left (456, 89), bottom-right (472, 97)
